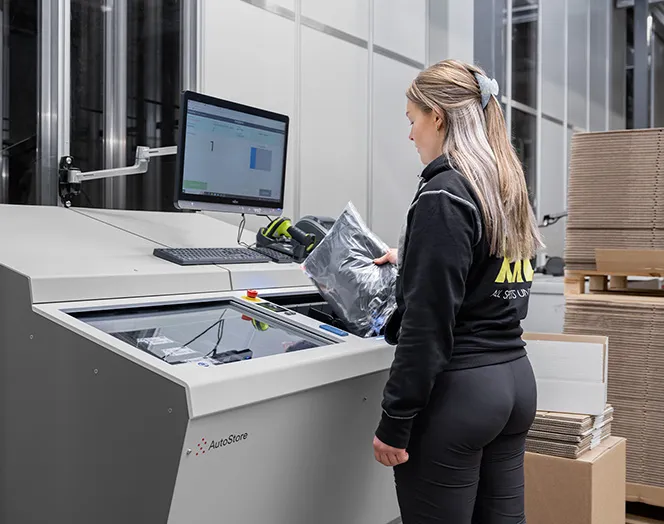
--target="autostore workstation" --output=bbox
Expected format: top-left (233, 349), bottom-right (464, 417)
top-left (1, 1), bottom-right (664, 523)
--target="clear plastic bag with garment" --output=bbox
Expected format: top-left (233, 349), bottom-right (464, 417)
top-left (302, 202), bottom-right (398, 338)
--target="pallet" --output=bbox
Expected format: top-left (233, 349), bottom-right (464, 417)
top-left (564, 270), bottom-right (664, 297)
top-left (627, 516), bottom-right (664, 524)
top-left (628, 483), bottom-right (664, 510)
top-left (565, 249), bottom-right (664, 296)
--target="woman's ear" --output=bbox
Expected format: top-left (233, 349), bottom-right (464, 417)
top-left (433, 110), bottom-right (445, 132)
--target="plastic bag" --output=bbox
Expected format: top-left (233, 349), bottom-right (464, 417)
top-left (302, 202), bottom-right (398, 338)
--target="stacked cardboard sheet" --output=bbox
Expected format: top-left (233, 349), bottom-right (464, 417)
top-left (565, 128), bottom-right (664, 270)
top-left (526, 405), bottom-right (613, 459)
top-left (564, 294), bottom-right (664, 486)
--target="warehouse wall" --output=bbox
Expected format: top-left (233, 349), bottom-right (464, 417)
top-left (475, 0), bottom-right (625, 259)
top-left (540, 0), bottom-right (616, 258)
top-left (200, 0), bottom-right (428, 247)
top-left (200, 0), bottom-right (624, 259)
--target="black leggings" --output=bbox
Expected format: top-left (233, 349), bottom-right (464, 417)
top-left (394, 356), bottom-right (537, 524)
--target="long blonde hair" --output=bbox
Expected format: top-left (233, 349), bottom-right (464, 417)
top-left (407, 59), bottom-right (543, 260)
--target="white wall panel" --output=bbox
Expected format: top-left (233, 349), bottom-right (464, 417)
top-left (271, 0), bottom-right (295, 11)
top-left (300, 27), bottom-right (368, 219)
top-left (201, 0), bottom-right (295, 229)
top-left (446, 0), bottom-right (475, 65)
top-left (374, 0), bottom-right (426, 64)
top-left (567, 0), bottom-right (589, 129)
top-left (540, 119), bottom-right (566, 257)
top-left (541, 0), bottom-right (566, 122)
top-left (371, 54), bottom-right (422, 247)
top-left (202, 1), bottom-right (294, 121)
top-left (302, 0), bottom-right (369, 40)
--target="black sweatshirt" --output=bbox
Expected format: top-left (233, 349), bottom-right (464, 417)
top-left (376, 155), bottom-right (533, 450)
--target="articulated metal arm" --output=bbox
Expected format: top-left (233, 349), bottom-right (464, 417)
top-left (58, 146), bottom-right (177, 207)
top-left (540, 212), bottom-right (568, 228)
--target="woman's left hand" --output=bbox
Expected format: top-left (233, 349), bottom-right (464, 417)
top-left (373, 436), bottom-right (409, 467)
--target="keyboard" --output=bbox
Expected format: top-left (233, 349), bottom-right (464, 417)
top-left (250, 246), bottom-right (296, 264)
top-left (153, 247), bottom-right (271, 265)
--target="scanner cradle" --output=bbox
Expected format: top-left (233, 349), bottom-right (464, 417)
top-left (256, 215), bottom-right (335, 261)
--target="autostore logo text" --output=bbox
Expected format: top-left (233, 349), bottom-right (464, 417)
top-left (210, 433), bottom-right (248, 450)
top-left (196, 433), bottom-right (249, 456)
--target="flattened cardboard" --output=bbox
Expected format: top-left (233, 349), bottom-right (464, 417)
top-left (596, 249), bottom-right (664, 275)
top-left (565, 129), bottom-right (664, 269)
top-left (564, 295), bottom-right (664, 486)
top-left (526, 424), bottom-right (612, 459)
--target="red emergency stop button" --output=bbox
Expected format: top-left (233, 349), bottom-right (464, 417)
top-left (247, 289), bottom-right (258, 299)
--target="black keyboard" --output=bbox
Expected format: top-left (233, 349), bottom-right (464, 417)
top-left (153, 247), bottom-right (271, 265)
top-left (250, 246), bottom-right (295, 264)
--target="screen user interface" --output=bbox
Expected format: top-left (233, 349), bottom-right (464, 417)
top-left (181, 99), bottom-right (287, 205)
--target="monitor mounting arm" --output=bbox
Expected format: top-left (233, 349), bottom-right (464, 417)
top-left (58, 145), bottom-right (177, 207)
top-left (540, 211), bottom-right (568, 228)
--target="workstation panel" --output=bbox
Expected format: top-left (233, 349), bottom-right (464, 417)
top-left (76, 207), bottom-right (312, 290)
top-left (0, 204), bottom-right (232, 303)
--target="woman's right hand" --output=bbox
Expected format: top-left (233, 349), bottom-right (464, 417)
top-left (374, 248), bottom-right (398, 266)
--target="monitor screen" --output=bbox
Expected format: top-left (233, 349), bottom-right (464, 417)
top-left (175, 91), bottom-right (289, 215)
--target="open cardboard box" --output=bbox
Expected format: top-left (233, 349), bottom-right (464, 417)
top-left (523, 332), bottom-right (608, 416)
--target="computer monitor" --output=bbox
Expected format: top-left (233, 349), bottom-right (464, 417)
top-left (175, 91), bottom-right (289, 215)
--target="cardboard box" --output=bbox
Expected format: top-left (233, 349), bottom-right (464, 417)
top-left (525, 436), bottom-right (626, 524)
top-left (523, 332), bottom-right (609, 415)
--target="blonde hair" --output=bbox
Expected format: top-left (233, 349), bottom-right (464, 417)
top-left (407, 59), bottom-right (543, 260)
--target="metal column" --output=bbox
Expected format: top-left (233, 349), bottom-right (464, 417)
top-left (181, 0), bottom-right (199, 92)
top-left (138, 0), bottom-right (163, 211)
top-left (634, 0), bottom-right (650, 128)
top-left (103, 0), bottom-right (127, 209)
top-left (0, 3), bottom-right (7, 204)
top-left (37, 0), bottom-right (69, 206)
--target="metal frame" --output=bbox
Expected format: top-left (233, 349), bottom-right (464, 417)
top-left (535, 1), bottom-right (542, 220)
top-left (0, 2), bottom-right (7, 204)
top-left (505, 1), bottom-right (512, 132)
top-left (606, 0), bottom-right (612, 130)
top-left (182, 0), bottom-right (200, 92)
top-left (616, 0), bottom-right (664, 8)
top-left (634, 0), bottom-right (650, 128)
top-left (651, 11), bottom-right (656, 127)
top-left (103, 0), bottom-right (128, 209)
top-left (586, 0), bottom-right (591, 131)
top-left (293, 0), bottom-right (302, 222)
top-left (563, 0), bottom-right (569, 210)
top-left (366, 0), bottom-right (375, 228)
top-left (38, 0), bottom-right (70, 206)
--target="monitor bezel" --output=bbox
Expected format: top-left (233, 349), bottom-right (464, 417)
top-left (175, 90), bottom-right (289, 215)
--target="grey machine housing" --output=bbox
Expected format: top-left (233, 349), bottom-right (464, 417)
top-left (0, 205), bottom-right (400, 524)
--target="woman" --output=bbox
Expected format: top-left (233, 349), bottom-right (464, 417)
top-left (372, 59), bottom-right (542, 523)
